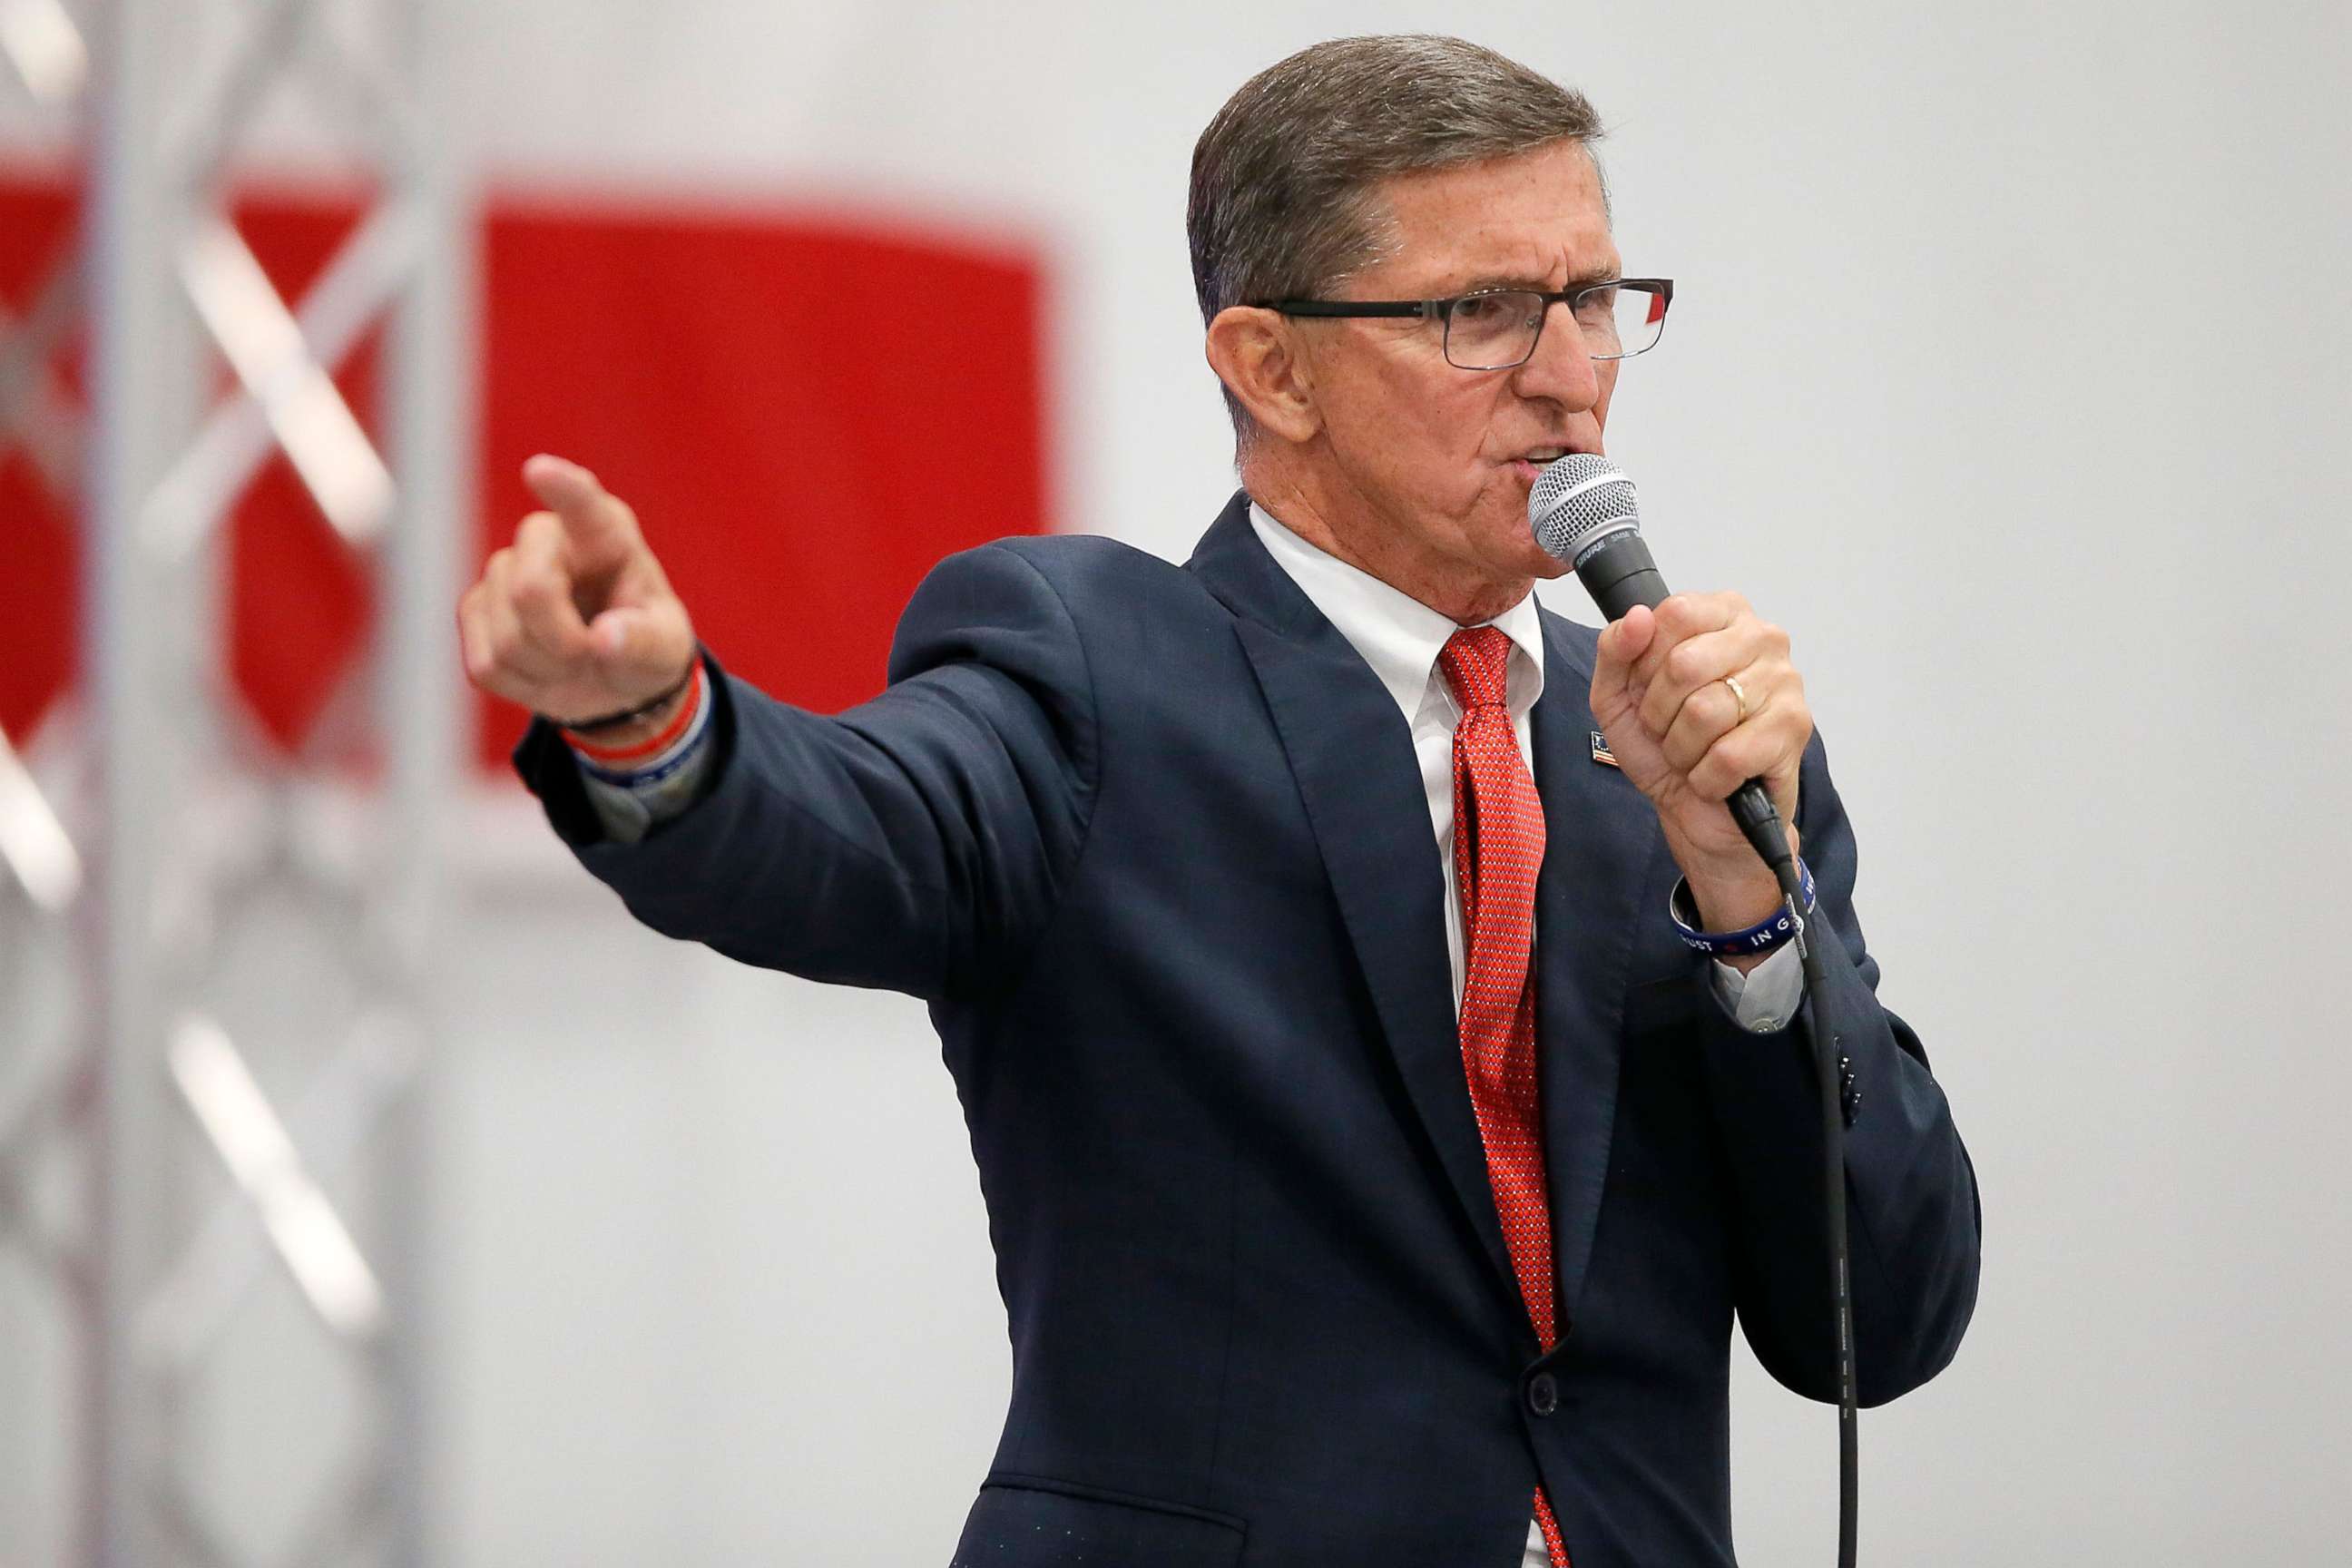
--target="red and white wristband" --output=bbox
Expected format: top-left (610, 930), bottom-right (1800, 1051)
top-left (564, 662), bottom-right (710, 779)
top-left (562, 664), bottom-right (718, 838)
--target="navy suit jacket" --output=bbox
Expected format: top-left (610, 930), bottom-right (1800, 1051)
top-left (516, 494), bottom-right (1981, 1568)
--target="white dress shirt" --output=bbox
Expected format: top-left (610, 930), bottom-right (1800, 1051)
top-left (1247, 502), bottom-right (1801, 1568)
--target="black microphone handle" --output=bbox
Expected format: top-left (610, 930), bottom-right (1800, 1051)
top-left (1572, 532), bottom-right (1790, 872)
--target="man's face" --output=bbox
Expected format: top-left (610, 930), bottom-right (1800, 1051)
top-left (1293, 138), bottom-right (1621, 589)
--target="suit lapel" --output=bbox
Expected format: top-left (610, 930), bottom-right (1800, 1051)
top-left (1191, 500), bottom-right (1525, 1322)
top-left (1528, 612), bottom-right (1662, 1332)
top-left (1190, 501), bottom-right (1661, 1338)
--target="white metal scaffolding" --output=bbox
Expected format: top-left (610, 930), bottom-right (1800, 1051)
top-left (0, 0), bottom-right (465, 1563)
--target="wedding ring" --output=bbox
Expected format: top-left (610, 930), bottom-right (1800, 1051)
top-left (1722, 673), bottom-right (1752, 723)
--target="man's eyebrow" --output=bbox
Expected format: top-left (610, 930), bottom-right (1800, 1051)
top-left (1442, 266), bottom-right (1623, 296)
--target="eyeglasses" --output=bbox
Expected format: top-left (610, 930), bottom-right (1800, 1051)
top-left (1263, 278), bottom-right (1673, 371)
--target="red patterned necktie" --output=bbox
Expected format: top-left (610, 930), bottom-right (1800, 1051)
top-left (1438, 626), bottom-right (1571, 1568)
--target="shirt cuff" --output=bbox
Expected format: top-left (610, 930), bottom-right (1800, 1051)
top-left (576, 737), bottom-right (717, 843)
top-left (1708, 940), bottom-right (1806, 1033)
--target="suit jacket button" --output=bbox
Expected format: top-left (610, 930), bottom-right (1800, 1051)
top-left (1524, 1371), bottom-right (1559, 1417)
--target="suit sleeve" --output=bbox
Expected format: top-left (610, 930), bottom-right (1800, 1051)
top-left (1695, 734), bottom-right (1982, 1406)
top-left (511, 541), bottom-right (1099, 1002)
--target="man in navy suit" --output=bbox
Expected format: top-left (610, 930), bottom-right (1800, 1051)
top-left (460, 34), bottom-right (1978, 1568)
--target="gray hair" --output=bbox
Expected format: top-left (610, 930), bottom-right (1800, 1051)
top-left (1187, 35), bottom-right (1605, 445)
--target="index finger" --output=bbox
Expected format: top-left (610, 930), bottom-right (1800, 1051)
top-left (507, 513), bottom-right (596, 662)
top-left (1630, 591), bottom-right (1739, 688)
top-left (523, 454), bottom-right (642, 554)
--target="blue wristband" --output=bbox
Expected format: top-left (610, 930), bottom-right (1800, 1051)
top-left (1669, 859), bottom-right (1816, 957)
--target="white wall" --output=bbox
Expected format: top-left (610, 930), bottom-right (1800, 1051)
top-left (8, 1), bottom-right (2350, 1563)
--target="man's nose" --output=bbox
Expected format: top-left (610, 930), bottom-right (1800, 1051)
top-left (1509, 302), bottom-right (1602, 409)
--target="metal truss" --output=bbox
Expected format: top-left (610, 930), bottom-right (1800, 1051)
top-left (1, 0), bottom-right (466, 1563)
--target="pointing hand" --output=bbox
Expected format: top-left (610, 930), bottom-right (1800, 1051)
top-left (456, 456), bottom-right (700, 730)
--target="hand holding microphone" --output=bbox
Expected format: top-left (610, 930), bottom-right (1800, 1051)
top-left (457, 455), bottom-right (701, 739)
top-left (1532, 456), bottom-right (1811, 940)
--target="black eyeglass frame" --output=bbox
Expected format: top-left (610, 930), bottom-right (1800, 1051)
top-left (1260, 277), bottom-right (1674, 369)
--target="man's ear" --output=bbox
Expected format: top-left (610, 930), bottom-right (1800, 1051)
top-left (1205, 307), bottom-right (1321, 445)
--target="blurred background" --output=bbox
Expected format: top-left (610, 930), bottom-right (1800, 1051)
top-left (1, 1), bottom-right (2347, 1564)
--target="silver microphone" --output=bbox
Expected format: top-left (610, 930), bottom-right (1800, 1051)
top-left (1528, 454), bottom-right (1666, 622)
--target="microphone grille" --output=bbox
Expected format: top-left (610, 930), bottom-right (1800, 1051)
top-left (1529, 454), bottom-right (1641, 564)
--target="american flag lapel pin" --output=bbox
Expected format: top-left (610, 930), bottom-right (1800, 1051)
top-left (1590, 730), bottom-right (1619, 768)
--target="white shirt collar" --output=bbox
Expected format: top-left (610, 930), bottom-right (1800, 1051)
top-left (1247, 500), bottom-right (1546, 723)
